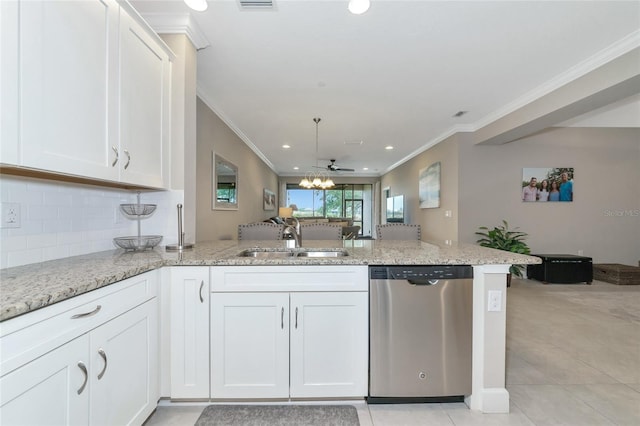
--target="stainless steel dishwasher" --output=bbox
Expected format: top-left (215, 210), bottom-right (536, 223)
top-left (368, 265), bottom-right (473, 403)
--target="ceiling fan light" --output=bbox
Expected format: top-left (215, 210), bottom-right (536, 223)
top-left (184, 0), bottom-right (208, 12)
top-left (348, 0), bottom-right (370, 15)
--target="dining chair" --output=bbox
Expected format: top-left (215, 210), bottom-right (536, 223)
top-left (238, 223), bottom-right (284, 240)
top-left (376, 223), bottom-right (421, 240)
top-left (300, 223), bottom-right (343, 240)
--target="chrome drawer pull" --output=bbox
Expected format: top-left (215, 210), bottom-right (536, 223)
top-left (281, 307), bottom-right (284, 329)
top-left (111, 146), bottom-right (119, 167)
top-left (295, 307), bottom-right (298, 329)
top-left (199, 280), bottom-right (204, 303)
top-left (124, 149), bottom-right (131, 169)
top-left (77, 362), bottom-right (88, 395)
top-left (71, 305), bottom-right (101, 319)
top-left (97, 348), bottom-right (107, 380)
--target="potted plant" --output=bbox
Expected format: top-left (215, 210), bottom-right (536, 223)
top-left (475, 220), bottom-right (531, 286)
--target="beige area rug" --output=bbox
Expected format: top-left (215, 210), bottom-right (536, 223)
top-left (194, 405), bottom-right (360, 426)
top-left (552, 291), bottom-right (640, 324)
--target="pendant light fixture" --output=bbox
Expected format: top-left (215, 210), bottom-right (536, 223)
top-left (299, 118), bottom-right (335, 189)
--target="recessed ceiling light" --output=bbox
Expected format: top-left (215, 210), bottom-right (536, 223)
top-left (293, 166), bottom-right (299, 170)
top-left (348, 0), bottom-right (370, 15)
top-left (184, 0), bottom-right (208, 12)
top-left (363, 167), bottom-right (369, 171)
top-left (385, 145), bottom-right (394, 150)
top-left (282, 144), bottom-right (291, 149)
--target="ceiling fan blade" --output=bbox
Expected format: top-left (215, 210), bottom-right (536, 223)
top-left (336, 167), bottom-right (355, 172)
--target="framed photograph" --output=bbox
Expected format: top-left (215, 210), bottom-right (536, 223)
top-left (419, 162), bottom-right (441, 209)
top-left (263, 188), bottom-right (276, 210)
top-left (522, 167), bottom-right (574, 202)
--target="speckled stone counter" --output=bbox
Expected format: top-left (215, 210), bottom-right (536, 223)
top-left (0, 239), bottom-right (539, 322)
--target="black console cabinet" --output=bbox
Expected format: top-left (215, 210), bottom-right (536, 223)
top-left (527, 254), bottom-right (593, 284)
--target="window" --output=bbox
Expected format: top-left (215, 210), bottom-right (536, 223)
top-left (286, 184), bottom-right (373, 236)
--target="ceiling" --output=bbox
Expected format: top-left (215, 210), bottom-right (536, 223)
top-left (131, 0), bottom-right (640, 177)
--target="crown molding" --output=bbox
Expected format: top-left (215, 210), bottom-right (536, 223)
top-left (196, 88), bottom-right (279, 174)
top-left (140, 13), bottom-right (210, 51)
top-left (472, 30), bottom-right (640, 132)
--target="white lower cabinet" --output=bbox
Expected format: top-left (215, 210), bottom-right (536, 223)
top-left (210, 290), bottom-right (368, 399)
top-left (0, 272), bottom-right (159, 426)
top-left (211, 293), bottom-right (290, 399)
top-left (0, 335), bottom-right (90, 425)
top-left (169, 267), bottom-right (210, 399)
top-left (289, 292), bottom-right (368, 398)
top-left (89, 299), bottom-right (158, 426)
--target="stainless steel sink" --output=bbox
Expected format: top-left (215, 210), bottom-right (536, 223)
top-left (239, 250), bottom-right (296, 258)
top-left (296, 250), bottom-right (349, 257)
top-left (238, 249), bottom-right (349, 258)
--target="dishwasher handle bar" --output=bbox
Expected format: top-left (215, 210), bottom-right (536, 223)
top-left (407, 278), bottom-right (440, 286)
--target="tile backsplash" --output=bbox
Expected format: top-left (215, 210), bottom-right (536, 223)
top-left (0, 175), bottom-right (182, 269)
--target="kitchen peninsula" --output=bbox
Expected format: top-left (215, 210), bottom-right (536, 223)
top-left (0, 239), bottom-right (539, 420)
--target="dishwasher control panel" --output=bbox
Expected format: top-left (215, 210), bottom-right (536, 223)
top-left (370, 265), bottom-right (473, 280)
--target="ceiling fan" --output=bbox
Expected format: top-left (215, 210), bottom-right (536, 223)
top-left (320, 159), bottom-right (355, 172)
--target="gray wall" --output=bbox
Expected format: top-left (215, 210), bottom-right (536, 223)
top-left (196, 98), bottom-right (279, 241)
top-left (380, 135), bottom-right (460, 242)
top-left (458, 127), bottom-right (640, 265)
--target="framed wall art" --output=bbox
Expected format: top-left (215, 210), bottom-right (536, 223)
top-left (522, 167), bottom-right (574, 202)
top-left (263, 188), bottom-right (276, 210)
top-left (419, 161), bottom-right (441, 209)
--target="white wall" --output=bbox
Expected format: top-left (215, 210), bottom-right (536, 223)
top-left (0, 175), bottom-right (180, 269)
top-left (458, 127), bottom-right (640, 265)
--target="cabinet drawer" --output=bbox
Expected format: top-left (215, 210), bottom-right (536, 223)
top-left (0, 270), bottom-right (158, 375)
top-left (211, 265), bottom-right (368, 292)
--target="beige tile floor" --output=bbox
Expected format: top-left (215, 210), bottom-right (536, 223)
top-left (144, 278), bottom-right (640, 426)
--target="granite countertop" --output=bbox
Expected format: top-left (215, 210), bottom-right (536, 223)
top-left (0, 239), bottom-right (539, 322)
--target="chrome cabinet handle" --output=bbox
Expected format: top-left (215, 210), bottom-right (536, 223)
top-left (111, 146), bottom-right (119, 167)
top-left (124, 149), bottom-right (130, 169)
top-left (281, 307), bottom-right (284, 329)
top-left (71, 305), bottom-right (101, 319)
top-left (199, 280), bottom-right (204, 303)
top-left (295, 307), bottom-right (298, 329)
top-left (97, 348), bottom-right (107, 380)
top-left (77, 362), bottom-right (88, 395)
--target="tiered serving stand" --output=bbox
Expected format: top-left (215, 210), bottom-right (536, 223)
top-left (113, 193), bottom-right (162, 251)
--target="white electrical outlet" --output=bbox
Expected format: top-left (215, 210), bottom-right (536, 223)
top-left (488, 290), bottom-right (502, 312)
top-left (1, 202), bottom-right (21, 228)
top-left (445, 210), bottom-right (452, 218)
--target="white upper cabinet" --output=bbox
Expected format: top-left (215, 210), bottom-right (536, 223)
top-left (2, 0), bottom-right (171, 189)
top-left (118, 9), bottom-right (171, 188)
top-left (0, 0), bottom-right (19, 165)
top-left (17, 0), bottom-right (120, 181)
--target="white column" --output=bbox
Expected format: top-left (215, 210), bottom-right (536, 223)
top-left (466, 264), bottom-right (510, 413)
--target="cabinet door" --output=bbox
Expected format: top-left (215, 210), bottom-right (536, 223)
top-left (119, 10), bottom-right (170, 188)
top-left (89, 299), bottom-right (158, 426)
top-left (0, 335), bottom-right (90, 426)
top-left (18, 0), bottom-right (119, 180)
top-left (170, 267), bottom-right (210, 399)
top-left (290, 292), bottom-right (368, 398)
top-left (0, 0), bottom-right (18, 164)
top-left (211, 293), bottom-right (289, 399)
